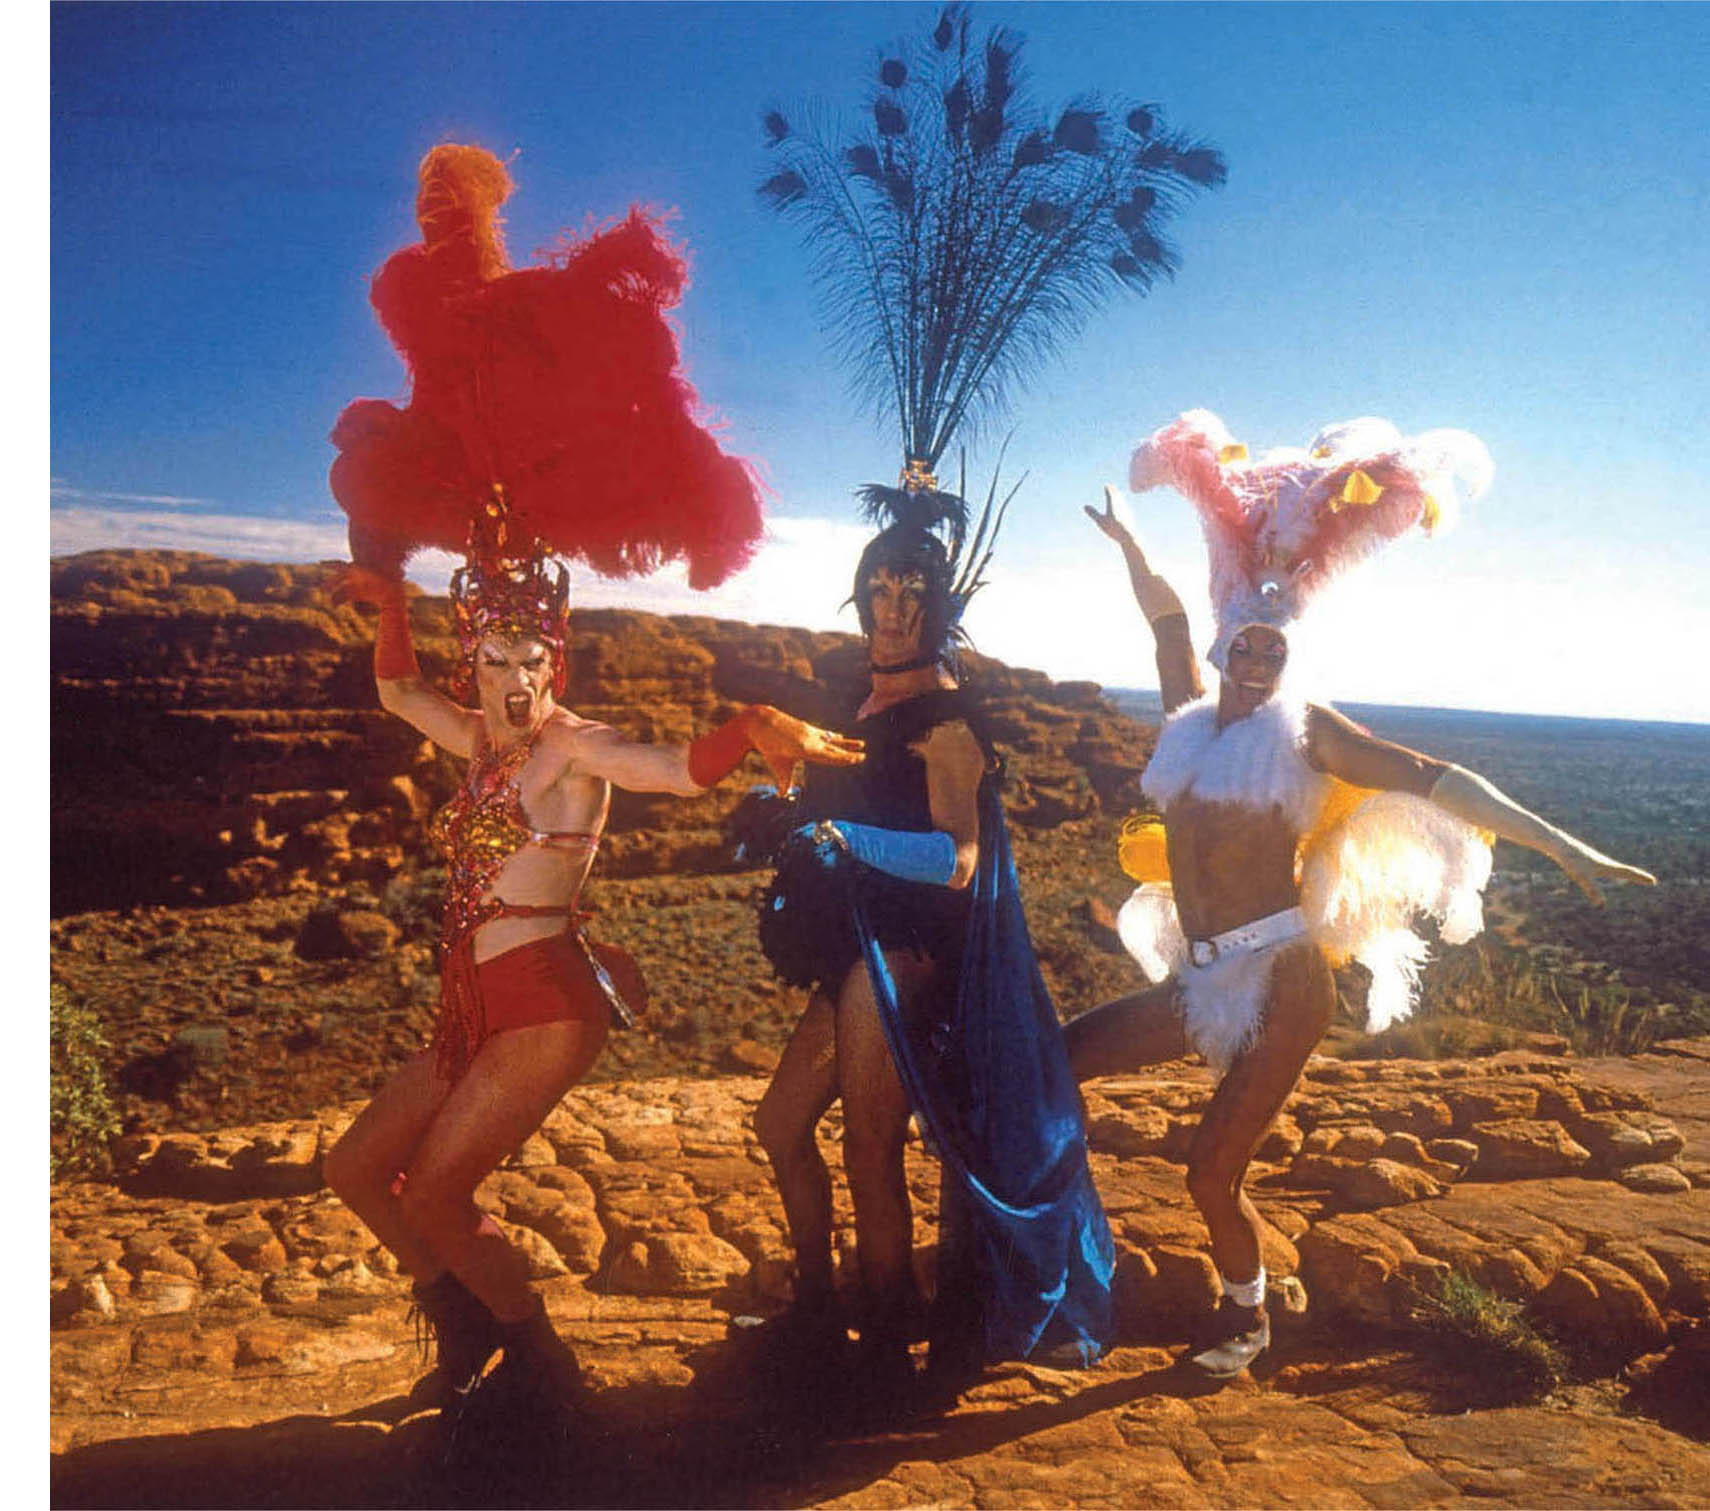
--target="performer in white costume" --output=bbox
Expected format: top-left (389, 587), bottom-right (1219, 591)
top-left (1065, 410), bottom-right (1654, 1378)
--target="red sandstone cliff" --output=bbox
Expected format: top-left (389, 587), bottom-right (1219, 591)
top-left (51, 551), bottom-right (1154, 914)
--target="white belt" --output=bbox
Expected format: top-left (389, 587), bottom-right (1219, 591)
top-left (1187, 906), bottom-right (1307, 968)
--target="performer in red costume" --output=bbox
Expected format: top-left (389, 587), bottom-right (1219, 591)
top-left (320, 145), bottom-right (861, 1436)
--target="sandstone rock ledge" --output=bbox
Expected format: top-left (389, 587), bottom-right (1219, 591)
top-left (52, 1051), bottom-right (1710, 1509)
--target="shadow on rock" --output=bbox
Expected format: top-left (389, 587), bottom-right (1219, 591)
top-left (53, 1406), bottom-right (434, 1510)
top-left (54, 1343), bottom-right (1197, 1511)
top-left (53, 1369), bottom-right (863, 1511)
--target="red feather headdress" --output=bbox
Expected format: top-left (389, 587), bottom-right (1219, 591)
top-left (330, 145), bottom-right (764, 691)
top-left (1129, 410), bottom-right (1493, 669)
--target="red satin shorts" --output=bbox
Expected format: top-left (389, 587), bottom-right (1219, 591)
top-left (432, 930), bottom-right (644, 1080)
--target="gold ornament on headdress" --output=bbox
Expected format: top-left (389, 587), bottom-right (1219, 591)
top-left (1217, 442), bottom-right (1249, 464)
top-left (449, 486), bottom-right (570, 667)
top-left (899, 457), bottom-right (939, 494)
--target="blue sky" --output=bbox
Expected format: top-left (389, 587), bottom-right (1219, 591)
top-left (49, 2), bottom-right (1710, 720)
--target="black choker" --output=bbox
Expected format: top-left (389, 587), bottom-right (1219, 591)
top-left (869, 653), bottom-right (940, 675)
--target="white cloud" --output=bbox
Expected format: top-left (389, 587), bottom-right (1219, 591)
top-left (48, 504), bottom-right (1705, 722)
top-left (50, 484), bottom-right (220, 511)
top-left (393, 517), bottom-right (872, 634)
top-left (51, 506), bottom-right (350, 561)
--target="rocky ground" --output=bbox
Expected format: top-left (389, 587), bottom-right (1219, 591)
top-left (50, 1045), bottom-right (1710, 1507)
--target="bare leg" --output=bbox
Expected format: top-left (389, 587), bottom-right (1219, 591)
top-left (398, 1016), bottom-right (606, 1323)
top-left (751, 992), bottom-right (840, 1306)
top-left (1185, 943), bottom-right (1334, 1283)
top-left (322, 1050), bottom-right (454, 1281)
top-left (1063, 979), bottom-right (1189, 1082)
top-left (835, 951), bottom-right (932, 1344)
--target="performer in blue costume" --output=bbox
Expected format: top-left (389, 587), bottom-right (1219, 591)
top-left (742, 4), bottom-right (1226, 1412)
top-left (745, 488), bottom-right (1113, 1407)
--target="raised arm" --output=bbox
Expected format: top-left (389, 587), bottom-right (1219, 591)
top-left (1306, 704), bottom-right (1657, 904)
top-left (331, 564), bottom-right (483, 758)
top-left (568, 705), bottom-right (865, 797)
top-left (1086, 485), bottom-right (1204, 714)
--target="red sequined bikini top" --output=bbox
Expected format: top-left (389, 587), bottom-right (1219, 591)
top-left (429, 721), bottom-right (599, 948)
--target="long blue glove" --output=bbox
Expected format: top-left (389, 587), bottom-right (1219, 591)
top-left (798, 820), bottom-right (958, 886)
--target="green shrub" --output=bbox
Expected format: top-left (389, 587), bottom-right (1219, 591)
top-left (50, 985), bottom-right (120, 1179)
top-left (1549, 980), bottom-right (1673, 1057)
top-left (1342, 939), bottom-right (1683, 1061)
top-left (1412, 1269), bottom-right (1566, 1404)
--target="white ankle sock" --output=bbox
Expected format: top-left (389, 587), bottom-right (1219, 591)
top-left (1222, 1267), bottom-right (1266, 1310)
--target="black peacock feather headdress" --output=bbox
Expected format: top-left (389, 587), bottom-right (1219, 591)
top-left (760, 3), bottom-right (1227, 653)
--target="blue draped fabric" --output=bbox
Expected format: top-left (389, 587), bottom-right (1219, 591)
top-left (851, 779), bottom-right (1115, 1364)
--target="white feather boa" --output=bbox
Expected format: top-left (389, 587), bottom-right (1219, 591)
top-left (1119, 695), bottom-right (1492, 1062)
top-left (1141, 694), bottom-right (1327, 833)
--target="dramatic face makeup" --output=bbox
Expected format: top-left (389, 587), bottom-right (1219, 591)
top-left (474, 635), bottom-right (556, 730)
top-left (1224, 624), bottom-right (1288, 714)
top-left (865, 566), bottom-right (929, 663)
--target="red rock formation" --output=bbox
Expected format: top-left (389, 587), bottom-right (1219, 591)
top-left (51, 551), bottom-right (1155, 913)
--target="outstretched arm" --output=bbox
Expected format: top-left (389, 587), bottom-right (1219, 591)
top-left (1306, 705), bottom-right (1657, 904)
top-left (569, 706), bottom-right (864, 797)
top-left (1086, 485), bottom-right (1203, 713)
top-left (331, 564), bottom-right (482, 759)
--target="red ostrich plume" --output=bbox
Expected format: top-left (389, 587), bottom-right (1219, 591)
top-left (330, 144), bottom-right (763, 590)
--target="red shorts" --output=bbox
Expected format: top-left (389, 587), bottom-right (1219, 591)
top-left (432, 930), bottom-right (644, 1080)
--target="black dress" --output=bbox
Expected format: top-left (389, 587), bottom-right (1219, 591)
top-left (758, 687), bottom-right (992, 997)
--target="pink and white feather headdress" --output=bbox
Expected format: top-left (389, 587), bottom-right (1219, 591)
top-left (1130, 409), bottom-right (1493, 669)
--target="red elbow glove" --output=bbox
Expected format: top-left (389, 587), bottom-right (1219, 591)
top-left (335, 565), bottom-right (420, 681)
top-left (686, 708), bottom-right (760, 789)
top-left (373, 591), bottom-right (421, 681)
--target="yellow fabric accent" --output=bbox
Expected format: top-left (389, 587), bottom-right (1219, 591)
top-left (1216, 442), bottom-right (1249, 464)
top-left (1293, 776), bottom-right (1377, 964)
top-left (1292, 776), bottom-right (1494, 965)
top-left (1311, 444), bottom-right (1332, 459)
top-left (1332, 468), bottom-right (1384, 511)
top-left (1420, 492), bottom-right (1441, 532)
top-left (1118, 815), bottom-right (1171, 883)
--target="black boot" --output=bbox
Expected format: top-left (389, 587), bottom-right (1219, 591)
top-left (406, 1271), bottom-right (504, 1409)
top-left (730, 1290), bottom-right (850, 1365)
top-left (922, 1184), bottom-right (986, 1408)
top-left (1186, 1296), bottom-right (1270, 1379)
top-left (443, 1298), bottom-right (586, 1479)
top-left (842, 1330), bottom-right (919, 1432)
top-left (731, 1291), bottom-right (853, 1426)
top-left (483, 1296), bottom-right (585, 1413)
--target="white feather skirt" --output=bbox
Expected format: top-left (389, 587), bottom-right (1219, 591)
top-left (1298, 789), bottom-right (1491, 1033)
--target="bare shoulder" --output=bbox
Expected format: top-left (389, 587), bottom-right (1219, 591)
top-left (536, 711), bottom-right (618, 772)
top-left (1304, 702), bottom-right (1363, 766)
top-left (1306, 700), bottom-right (1357, 738)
